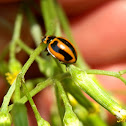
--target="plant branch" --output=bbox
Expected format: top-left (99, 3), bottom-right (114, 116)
top-left (22, 80), bottom-right (50, 126)
top-left (10, 9), bottom-right (23, 59)
top-left (8, 73), bottom-right (70, 111)
top-left (85, 69), bottom-right (126, 85)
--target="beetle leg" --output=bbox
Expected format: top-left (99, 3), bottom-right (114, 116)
top-left (58, 60), bottom-right (61, 62)
top-left (44, 47), bottom-right (48, 52)
top-left (47, 52), bottom-right (50, 56)
top-left (58, 61), bottom-right (68, 70)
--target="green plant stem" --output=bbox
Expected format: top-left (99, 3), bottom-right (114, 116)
top-left (63, 79), bottom-right (95, 112)
top-left (55, 22), bottom-right (62, 36)
top-left (54, 85), bottom-right (64, 126)
top-left (40, 0), bottom-right (56, 36)
top-left (119, 70), bottom-right (126, 75)
top-left (55, 3), bottom-right (89, 70)
top-left (1, 80), bottom-right (16, 112)
top-left (24, 6), bottom-right (42, 45)
top-left (1, 42), bottom-right (46, 113)
top-left (14, 74), bottom-right (22, 102)
top-left (17, 39), bottom-right (34, 54)
top-left (55, 80), bottom-right (71, 112)
top-left (0, 8), bottom-right (23, 113)
top-left (40, 0), bottom-right (65, 74)
top-left (53, 58), bottom-right (64, 73)
top-left (8, 73), bottom-right (70, 111)
top-left (47, 0), bottom-right (58, 19)
top-left (69, 65), bottom-right (126, 121)
top-left (85, 69), bottom-right (126, 84)
top-left (40, 0), bottom-right (51, 32)
top-left (49, 0), bottom-right (62, 37)
top-left (55, 80), bottom-right (80, 126)
top-left (9, 78), bottom-right (52, 112)
top-left (40, 1), bottom-right (66, 120)
top-left (10, 9), bottom-right (23, 59)
top-left (17, 39), bottom-right (46, 64)
top-left (22, 81), bottom-right (50, 126)
top-left (9, 8), bottom-right (23, 104)
top-left (44, 0), bottom-right (65, 72)
top-left (21, 42), bottom-right (46, 77)
top-left (17, 39), bottom-right (55, 77)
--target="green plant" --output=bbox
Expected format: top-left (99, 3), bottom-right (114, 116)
top-left (0, 0), bottom-right (126, 126)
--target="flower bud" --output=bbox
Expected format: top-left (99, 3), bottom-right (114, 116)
top-left (9, 59), bottom-right (22, 73)
top-left (0, 112), bottom-right (12, 126)
top-left (63, 110), bottom-right (80, 126)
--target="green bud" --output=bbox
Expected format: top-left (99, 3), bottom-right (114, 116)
top-left (0, 112), bottom-right (12, 126)
top-left (9, 59), bottom-right (22, 73)
top-left (63, 110), bottom-right (80, 126)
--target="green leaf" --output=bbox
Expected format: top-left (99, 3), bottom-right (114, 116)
top-left (11, 103), bottom-right (28, 126)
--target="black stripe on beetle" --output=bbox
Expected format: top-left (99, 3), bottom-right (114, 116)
top-left (59, 49), bottom-right (73, 61)
top-left (51, 41), bottom-right (73, 61)
top-left (50, 41), bottom-right (60, 52)
top-left (57, 37), bottom-right (77, 60)
top-left (47, 36), bottom-right (56, 44)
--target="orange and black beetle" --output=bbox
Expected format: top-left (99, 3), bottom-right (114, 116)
top-left (42, 36), bottom-right (77, 64)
